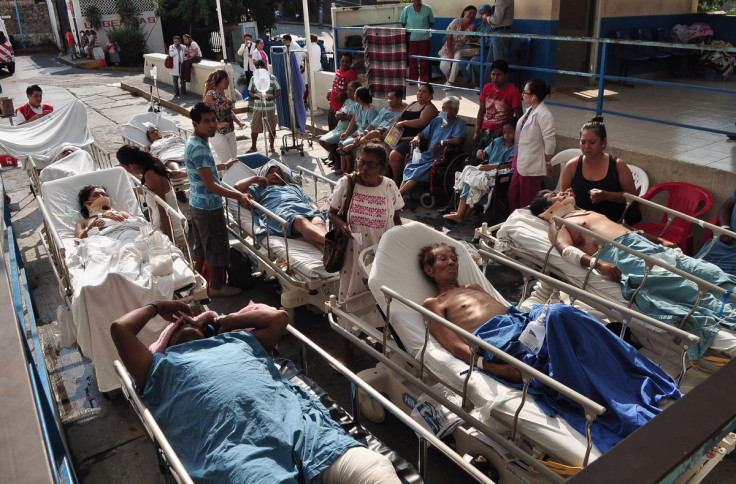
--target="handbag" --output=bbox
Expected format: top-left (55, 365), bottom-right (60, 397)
top-left (323, 175), bottom-right (356, 273)
top-left (383, 123), bottom-right (404, 149)
top-left (164, 55), bottom-right (173, 69)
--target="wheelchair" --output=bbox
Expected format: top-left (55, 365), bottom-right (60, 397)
top-left (399, 143), bottom-right (467, 209)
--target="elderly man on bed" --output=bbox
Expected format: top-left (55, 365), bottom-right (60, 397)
top-left (111, 300), bottom-right (400, 483)
top-left (528, 189), bottom-right (736, 361)
top-left (234, 162), bottom-right (328, 252)
top-left (419, 243), bottom-right (681, 453)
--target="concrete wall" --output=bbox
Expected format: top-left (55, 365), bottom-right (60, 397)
top-left (143, 54), bottom-right (237, 100)
top-left (0, 0), bottom-right (55, 47)
top-left (600, 0), bottom-right (696, 17)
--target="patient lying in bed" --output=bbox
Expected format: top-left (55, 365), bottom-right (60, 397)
top-left (234, 161), bottom-right (328, 252)
top-left (111, 300), bottom-right (400, 484)
top-left (529, 190), bottom-right (736, 360)
top-left (75, 185), bottom-right (131, 239)
top-left (420, 243), bottom-right (682, 453)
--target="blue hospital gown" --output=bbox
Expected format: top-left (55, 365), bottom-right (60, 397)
top-left (474, 304), bottom-right (682, 453)
top-left (143, 331), bottom-right (360, 483)
top-left (599, 232), bottom-right (736, 360)
top-left (249, 184), bottom-right (325, 238)
top-left (695, 189), bottom-right (736, 276)
top-left (402, 116), bottom-right (467, 183)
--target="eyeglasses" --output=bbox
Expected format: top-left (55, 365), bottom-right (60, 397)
top-left (357, 160), bottom-right (381, 168)
top-left (522, 91), bottom-right (532, 95)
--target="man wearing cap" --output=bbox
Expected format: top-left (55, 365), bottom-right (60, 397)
top-left (474, 59), bottom-right (522, 148)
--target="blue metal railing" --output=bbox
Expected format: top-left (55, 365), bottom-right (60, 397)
top-left (332, 24), bottom-right (736, 138)
top-left (6, 200), bottom-right (77, 484)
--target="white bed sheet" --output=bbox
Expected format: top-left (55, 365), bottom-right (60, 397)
top-left (41, 167), bottom-right (196, 392)
top-left (222, 162), bottom-right (336, 280)
top-left (38, 149), bottom-right (95, 183)
top-left (0, 99), bottom-right (93, 169)
top-left (122, 112), bottom-right (179, 148)
top-left (367, 222), bottom-right (602, 466)
top-left (496, 209), bottom-right (736, 356)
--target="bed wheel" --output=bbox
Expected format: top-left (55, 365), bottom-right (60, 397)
top-left (359, 392), bottom-right (386, 423)
top-left (420, 192), bottom-right (436, 209)
top-left (300, 151), bottom-right (304, 156)
top-left (281, 149), bottom-right (286, 155)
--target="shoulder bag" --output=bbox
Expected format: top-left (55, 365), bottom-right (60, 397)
top-left (323, 174), bottom-right (357, 273)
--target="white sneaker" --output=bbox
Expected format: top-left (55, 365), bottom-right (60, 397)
top-left (209, 285), bottom-right (242, 298)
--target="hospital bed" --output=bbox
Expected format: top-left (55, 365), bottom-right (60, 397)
top-left (121, 112), bottom-right (192, 219)
top-left (321, 222), bottom-right (730, 482)
top-left (221, 157), bottom-right (341, 315)
top-left (475, 196), bottom-right (736, 368)
top-left (36, 167), bottom-right (206, 392)
top-left (121, 112), bottom-right (190, 149)
top-left (27, 142), bottom-right (116, 196)
top-left (112, 324), bottom-right (431, 483)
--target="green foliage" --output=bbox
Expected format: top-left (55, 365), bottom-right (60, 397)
top-left (83, 4), bottom-right (103, 30)
top-left (698, 1), bottom-right (736, 13)
top-left (153, 0), bottom-right (277, 30)
top-left (107, 26), bottom-right (148, 67)
top-left (114, 0), bottom-right (141, 26)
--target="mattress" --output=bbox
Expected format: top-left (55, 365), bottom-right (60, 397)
top-left (222, 162), bottom-right (336, 280)
top-left (367, 222), bottom-right (603, 466)
top-left (495, 209), bottom-right (736, 357)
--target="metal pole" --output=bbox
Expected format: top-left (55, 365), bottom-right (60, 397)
top-left (12, 0), bottom-right (26, 48)
top-left (302, 0), bottom-right (318, 139)
top-left (215, 0), bottom-right (227, 61)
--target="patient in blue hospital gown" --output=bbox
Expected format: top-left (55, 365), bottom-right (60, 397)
top-left (695, 189), bottom-right (736, 276)
top-left (234, 161), bottom-right (328, 251)
top-left (529, 189), bottom-right (736, 361)
top-left (420, 243), bottom-right (682, 453)
top-left (111, 301), bottom-right (400, 484)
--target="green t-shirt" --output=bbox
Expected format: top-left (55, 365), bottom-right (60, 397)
top-left (400, 4), bottom-right (435, 41)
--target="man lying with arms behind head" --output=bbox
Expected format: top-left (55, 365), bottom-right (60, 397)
top-left (111, 300), bottom-right (400, 484)
top-left (528, 188), bottom-right (736, 361)
top-left (419, 242), bottom-right (681, 453)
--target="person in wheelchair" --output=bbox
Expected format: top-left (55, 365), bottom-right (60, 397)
top-left (444, 116), bottom-right (516, 223)
top-left (400, 96), bottom-right (466, 197)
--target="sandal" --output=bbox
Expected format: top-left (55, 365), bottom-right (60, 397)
top-left (246, 147), bottom-right (257, 153)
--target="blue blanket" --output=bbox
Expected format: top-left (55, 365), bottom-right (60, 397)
top-left (599, 232), bottom-right (736, 360)
top-left (250, 184), bottom-right (324, 238)
top-left (474, 304), bottom-right (682, 453)
top-left (143, 332), bottom-right (359, 483)
top-left (272, 50), bottom-right (307, 132)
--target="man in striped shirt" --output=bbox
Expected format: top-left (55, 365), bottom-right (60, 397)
top-left (247, 60), bottom-right (281, 153)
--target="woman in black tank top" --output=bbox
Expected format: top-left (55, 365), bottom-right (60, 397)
top-left (387, 83), bottom-right (439, 187)
top-left (558, 117), bottom-right (641, 224)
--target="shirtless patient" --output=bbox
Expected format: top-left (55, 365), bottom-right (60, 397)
top-left (528, 189), bottom-right (676, 282)
top-left (421, 243), bottom-right (522, 382)
top-left (419, 242), bottom-right (682, 452)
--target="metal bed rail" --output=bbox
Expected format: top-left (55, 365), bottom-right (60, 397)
top-left (326, 284), bottom-right (605, 475)
top-left (221, 177), bottom-right (339, 294)
top-left (287, 324), bottom-right (499, 484)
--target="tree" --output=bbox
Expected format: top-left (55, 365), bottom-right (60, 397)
top-left (698, 1), bottom-right (736, 13)
top-left (153, 0), bottom-right (277, 30)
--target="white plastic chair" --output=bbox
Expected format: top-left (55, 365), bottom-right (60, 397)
top-left (550, 148), bottom-right (582, 191)
top-left (627, 164), bottom-right (649, 196)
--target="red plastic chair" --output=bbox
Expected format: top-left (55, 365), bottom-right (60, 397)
top-left (634, 182), bottom-right (713, 254)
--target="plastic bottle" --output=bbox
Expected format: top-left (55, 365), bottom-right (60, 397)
top-left (412, 147), bottom-right (421, 163)
top-left (518, 303), bottom-right (549, 354)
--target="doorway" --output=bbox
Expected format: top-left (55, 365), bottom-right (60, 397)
top-left (557, 0), bottom-right (596, 80)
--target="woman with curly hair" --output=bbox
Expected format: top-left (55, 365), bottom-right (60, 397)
top-left (203, 69), bottom-right (245, 164)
